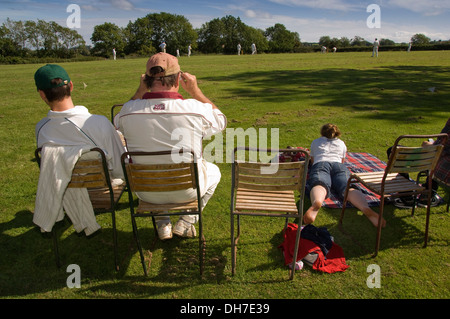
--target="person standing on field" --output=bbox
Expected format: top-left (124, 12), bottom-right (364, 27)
top-left (160, 41), bottom-right (167, 53)
top-left (372, 38), bottom-right (379, 57)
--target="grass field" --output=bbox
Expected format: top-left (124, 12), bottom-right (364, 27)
top-left (0, 51), bottom-right (449, 301)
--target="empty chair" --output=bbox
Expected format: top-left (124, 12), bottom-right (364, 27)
top-left (230, 147), bottom-right (310, 280)
top-left (339, 134), bottom-right (447, 256)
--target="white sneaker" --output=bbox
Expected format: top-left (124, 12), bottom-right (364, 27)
top-left (157, 223), bottom-right (173, 240)
top-left (173, 219), bottom-right (196, 238)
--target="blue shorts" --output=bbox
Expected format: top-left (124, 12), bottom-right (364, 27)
top-left (307, 161), bottom-right (350, 199)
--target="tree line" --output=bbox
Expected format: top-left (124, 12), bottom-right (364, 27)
top-left (1, 12), bottom-right (448, 63)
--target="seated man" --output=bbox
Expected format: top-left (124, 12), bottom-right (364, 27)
top-left (34, 64), bottom-right (126, 234)
top-left (115, 52), bottom-right (226, 240)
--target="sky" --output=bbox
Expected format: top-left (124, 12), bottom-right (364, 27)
top-left (1, 0), bottom-right (450, 46)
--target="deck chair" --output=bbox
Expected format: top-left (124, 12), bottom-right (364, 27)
top-left (111, 104), bottom-right (123, 125)
top-left (230, 147), bottom-right (310, 280)
top-left (121, 150), bottom-right (205, 276)
top-left (35, 147), bottom-right (125, 270)
top-left (339, 134), bottom-right (448, 257)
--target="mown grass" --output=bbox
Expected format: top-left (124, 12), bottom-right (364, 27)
top-left (0, 51), bottom-right (449, 300)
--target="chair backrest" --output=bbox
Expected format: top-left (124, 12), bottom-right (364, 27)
top-left (232, 147), bottom-right (309, 193)
top-left (111, 104), bottom-right (123, 124)
top-left (385, 134), bottom-right (447, 175)
top-left (35, 147), bottom-right (111, 190)
top-left (121, 150), bottom-right (199, 193)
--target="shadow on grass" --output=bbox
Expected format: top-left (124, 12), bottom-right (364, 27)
top-left (204, 65), bottom-right (450, 121)
top-left (0, 209), bottom-right (229, 298)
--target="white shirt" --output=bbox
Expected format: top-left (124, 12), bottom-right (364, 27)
top-left (35, 105), bottom-right (125, 179)
top-left (115, 92), bottom-right (226, 203)
top-left (310, 136), bottom-right (347, 164)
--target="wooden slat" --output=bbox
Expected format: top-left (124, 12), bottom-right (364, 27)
top-left (70, 173), bottom-right (105, 183)
top-left (68, 180), bottom-right (106, 188)
top-left (132, 182), bottom-right (193, 192)
top-left (132, 175), bottom-right (192, 185)
top-left (238, 166), bottom-right (301, 177)
top-left (238, 175), bottom-right (299, 185)
top-left (237, 189), bottom-right (294, 198)
top-left (237, 161), bottom-right (303, 170)
top-left (137, 200), bottom-right (198, 212)
top-left (129, 162), bottom-right (190, 170)
top-left (235, 203), bottom-right (298, 213)
top-left (237, 182), bottom-right (298, 191)
top-left (129, 167), bottom-right (191, 178)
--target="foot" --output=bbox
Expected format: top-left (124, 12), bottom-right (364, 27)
top-left (173, 219), bottom-right (196, 238)
top-left (157, 223), bottom-right (173, 240)
top-left (362, 209), bottom-right (386, 228)
top-left (303, 205), bottom-right (320, 224)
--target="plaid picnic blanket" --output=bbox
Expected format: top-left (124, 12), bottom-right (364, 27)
top-left (322, 152), bottom-right (386, 208)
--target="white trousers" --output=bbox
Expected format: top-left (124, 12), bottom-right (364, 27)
top-left (144, 161), bottom-right (221, 225)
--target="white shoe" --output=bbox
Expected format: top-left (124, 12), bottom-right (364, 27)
top-left (173, 219), bottom-right (196, 238)
top-left (157, 223), bottom-right (172, 240)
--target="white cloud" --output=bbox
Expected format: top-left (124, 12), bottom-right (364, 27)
top-left (388, 0), bottom-right (450, 16)
top-left (268, 0), bottom-right (360, 11)
top-left (102, 0), bottom-right (135, 11)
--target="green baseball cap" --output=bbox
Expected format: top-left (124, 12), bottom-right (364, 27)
top-left (34, 64), bottom-right (71, 90)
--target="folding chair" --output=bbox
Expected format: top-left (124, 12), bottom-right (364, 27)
top-left (230, 147), bottom-right (310, 280)
top-left (35, 147), bottom-right (125, 271)
top-left (339, 134), bottom-right (448, 257)
top-left (120, 150), bottom-right (205, 276)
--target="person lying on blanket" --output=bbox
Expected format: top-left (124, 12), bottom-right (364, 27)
top-left (304, 123), bottom-right (386, 228)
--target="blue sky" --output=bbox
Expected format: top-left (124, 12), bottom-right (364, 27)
top-left (1, 0), bottom-right (450, 45)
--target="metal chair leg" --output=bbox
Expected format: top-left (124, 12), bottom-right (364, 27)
top-left (111, 210), bottom-right (119, 271)
top-left (131, 214), bottom-right (148, 276)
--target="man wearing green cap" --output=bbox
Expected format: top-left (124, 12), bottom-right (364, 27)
top-left (34, 64), bottom-right (125, 176)
top-left (33, 64), bottom-right (126, 234)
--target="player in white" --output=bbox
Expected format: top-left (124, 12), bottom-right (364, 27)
top-left (159, 41), bottom-right (167, 53)
top-left (251, 43), bottom-right (257, 55)
top-left (188, 44), bottom-right (192, 57)
top-left (237, 43), bottom-right (241, 55)
top-left (372, 38), bottom-right (379, 57)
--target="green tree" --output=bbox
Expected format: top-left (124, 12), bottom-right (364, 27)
top-left (319, 36), bottom-right (331, 48)
top-left (265, 23), bottom-right (299, 53)
top-left (411, 33), bottom-right (431, 45)
top-left (380, 38), bottom-right (395, 46)
top-left (123, 17), bottom-right (154, 55)
top-left (140, 12), bottom-right (197, 56)
top-left (91, 22), bottom-right (125, 57)
top-left (197, 18), bottom-right (226, 54)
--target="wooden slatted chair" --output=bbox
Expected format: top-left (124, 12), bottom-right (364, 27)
top-left (120, 150), bottom-right (204, 276)
top-left (339, 134), bottom-right (448, 257)
top-left (35, 147), bottom-right (125, 270)
top-left (230, 147), bottom-right (310, 280)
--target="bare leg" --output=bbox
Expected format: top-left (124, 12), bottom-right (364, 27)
top-left (347, 189), bottom-right (386, 228)
top-left (304, 185), bottom-right (327, 224)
